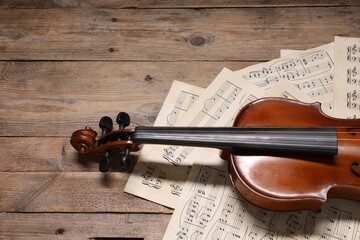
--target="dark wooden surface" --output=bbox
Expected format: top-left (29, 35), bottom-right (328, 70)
top-left (1, 1), bottom-right (360, 239)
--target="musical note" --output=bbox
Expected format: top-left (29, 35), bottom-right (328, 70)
top-left (124, 81), bottom-right (205, 209)
top-left (334, 37), bottom-right (360, 118)
top-left (322, 101), bottom-right (334, 111)
top-left (167, 91), bottom-right (199, 126)
top-left (170, 182), bottom-right (183, 196)
top-left (161, 80), bottom-right (245, 166)
top-left (304, 212), bottom-right (317, 239)
top-left (254, 76), bottom-right (279, 88)
top-left (311, 52), bottom-right (325, 61)
top-left (206, 188), bottom-right (247, 240)
top-left (307, 85), bottom-right (333, 97)
top-left (245, 68), bottom-right (273, 79)
top-left (170, 165), bottom-right (227, 239)
top-left (353, 220), bottom-right (360, 240)
top-left (282, 211), bottom-right (317, 239)
top-left (225, 94), bottom-right (258, 127)
top-left (140, 164), bottom-right (166, 189)
top-left (301, 51), bottom-right (329, 65)
top-left (236, 44), bottom-right (335, 113)
top-left (247, 209), bottom-right (278, 240)
top-left (347, 90), bottom-right (360, 109)
top-left (347, 44), bottom-right (360, 62)
top-left (346, 67), bottom-right (360, 85)
top-left (276, 60), bottom-right (299, 71)
top-left (280, 91), bottom-right (298, 100)
top-left (320, 207), bottom-right (353, 240)
top-left (292, 73), bottom-right (334, 98)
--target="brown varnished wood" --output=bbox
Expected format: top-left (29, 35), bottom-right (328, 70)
top-left (70, 127), bottom-right (140, 156)
top-left (229, 98), bottom-right (360, 211)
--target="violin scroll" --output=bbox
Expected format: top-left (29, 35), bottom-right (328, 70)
top-left (70, 112), bottom-right (139, 172)
top-left (70, 127), bottom-right (97, 154)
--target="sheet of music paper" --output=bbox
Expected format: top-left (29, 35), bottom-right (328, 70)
top-left (125, 36), bottom-right (360, 239)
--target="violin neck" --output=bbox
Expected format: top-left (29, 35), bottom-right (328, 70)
top-left (133, 127), bottom-right (338, 155)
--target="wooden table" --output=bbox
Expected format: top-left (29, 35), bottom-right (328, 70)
top-left (1, 1), bottom-right (359, 239)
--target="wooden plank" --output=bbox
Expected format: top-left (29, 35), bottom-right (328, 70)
top-left (0, 212), bottom-right (171, 239)
top-left (1, 0), bottom-right (359, 9)
top-left (0, 136), bottom-right (179, 173)
top-left (0, 8), bottom-right (359, 61)
top-left (0, 136), bottom-right (196, 173)
top-left (0, 172), bottom-right (173, 213)
top-left (0, 137), bottom-right (134, 172)
top-left (0, 137), bottom-right (70, 172)
top-left (0, 61), bottom-right (250, 136)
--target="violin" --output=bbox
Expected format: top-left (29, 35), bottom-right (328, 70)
top-left (70, 98), bottom-right (360, 212)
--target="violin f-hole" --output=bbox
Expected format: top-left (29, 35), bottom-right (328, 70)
top-left (347, 127), bottom-right (360, 136)
top-left (351, 162), bottom-right (360, 178)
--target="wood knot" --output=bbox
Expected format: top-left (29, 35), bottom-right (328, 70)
top-left (187, 33), bottom-right (214, 47)
top-left (148, 116), bottom-right (156, 123)
top-left (111, 17), bottom-right (118, 22)
top-left (108, 47), bottom-right (115, 52)
top-left (144, 75), bottom-right (153, 81)
top-left (55, 228), bottom-right (64, 235)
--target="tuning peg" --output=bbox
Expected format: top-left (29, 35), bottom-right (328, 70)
top-left (99, 151), bottom-right (111, 173)
top-left (116, 112), bottom-right (130, 129)
top-left (99, 116), bottom-right (113, 136)
top-left (121, 147), bottom-right (131, 171)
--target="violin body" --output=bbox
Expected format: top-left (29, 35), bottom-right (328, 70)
top-left (228, 98), bottom-right (360, 211)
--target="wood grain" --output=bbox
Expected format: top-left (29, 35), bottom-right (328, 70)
top-left (1, 0), bottom-right (359, 9)
top-left (0, 172), bottom-right (173, 213)
top-left (0, 8), bottom-right (359, 61)
top-left (0, 137), bottom-right (121, 172)
top-left (0, 137), bottom-right (70, 172)
top-left (0, 212), bottom-right (171, 239)
top-left (1, 2), bottom-right (360, 238)
top-left (0, 61), bottom-right (250, 136)
top-left (0, 137), bottom-right (194, 174)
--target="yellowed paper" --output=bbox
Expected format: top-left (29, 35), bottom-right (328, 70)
top-left (333, 36), bottom-right (360, 118)
top-left (265, 81), bottom-right (334, 116)
top-left (280, 49), bottom-right (301, 57)
top-left (142, 68), bottom-right (264, 179)
top-left (279, 47), bottom-right (336, 116)
top-left (236, 43), bottom-right (334, 105)
top-left (126, 70), bottom-right (335, 209)
top-left (124, 81), bottom-right (204, 208)
top-left (265, 81), bottom-right (313, 102)
top-left (163, 150), bottom-right (360, 240)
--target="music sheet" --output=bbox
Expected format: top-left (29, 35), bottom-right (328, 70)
top-left (280, 49), bottom-right (302, 57)
top-left (279, 48), bottom-right (335, 116)
top-left (265, 81), bottom-right (313, 103)
top-left (162, 37), bottom-right (360, 239)
top-left (163, 149), bottom-right (360, 240)
top-left (235, 43), bottom-right (335, 114)
top-left (126, 68), bottom-right (265, 207)
top-left (124, 81), bottom-right (204, 208)
top-left (126, 36), bottom-right (360, 239)
top-left (333, 36), bottom-right (360, 118)
top-left (125, 79), bottom-right (315, 208)
top-left (140, 68), bottom-right (264, 180)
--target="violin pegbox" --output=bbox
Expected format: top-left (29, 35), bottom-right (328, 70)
top-left (70, 112), bottom-right (136, 173)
